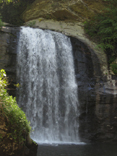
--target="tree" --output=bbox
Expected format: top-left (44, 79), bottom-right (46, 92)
top-left (84, 0), bottom-right (117, 74)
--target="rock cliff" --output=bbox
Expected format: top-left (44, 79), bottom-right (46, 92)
top-left (22, 0), bottom-right (117, 142)
top-left (0, 26), bottom-right (19, 96)
top-left (0, 0), bottom-right (117, 142)
top-left (22, 0), bottom-right (109, 23)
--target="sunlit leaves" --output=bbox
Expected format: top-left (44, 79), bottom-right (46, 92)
top-left (0, 69), bottom-right (31, 148)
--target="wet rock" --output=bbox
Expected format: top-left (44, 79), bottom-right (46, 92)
top-left (0, 26), bottom-right (20, 96)
top-left (70, 36), bottom-right (117, 142)
top-left (0, 26), bottom-right (117, 142)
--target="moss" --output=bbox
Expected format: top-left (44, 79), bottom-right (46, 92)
top-left (22, 0), bottom-right (110, 22)
top-left (69, 2), bottom-right (94, 21)
top-left (51, 9), bottom-right (78, 21)
top-left (27, 20), bottom-right (36, 27)
top-left (22, 0), bottom-right (53, 21)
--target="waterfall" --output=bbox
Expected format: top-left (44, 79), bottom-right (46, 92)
top-left (17, 27), bottom-right (80, 144)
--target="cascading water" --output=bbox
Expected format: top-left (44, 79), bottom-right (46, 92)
top-left (17, 27), bottom-right (80, 144)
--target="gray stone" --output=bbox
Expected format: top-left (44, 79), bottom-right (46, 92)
top-left (0, 25), bottom-right (117, 142)
top-left (0, 26), bottom-right (20, 96)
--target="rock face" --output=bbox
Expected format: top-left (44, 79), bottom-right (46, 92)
top-left (0, 24), bottom-right (117, 142)
top-left (21, 0), bottom-right (117, 142)
top-left (70, 37), bottom-right (117, 142)
top-left (22, 0), bottom-right (109, 23)
top-left (0, 26), bottom-right (19, 96)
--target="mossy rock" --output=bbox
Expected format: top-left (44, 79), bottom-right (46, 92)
top-left (22, 0), bottom-right (109, 22)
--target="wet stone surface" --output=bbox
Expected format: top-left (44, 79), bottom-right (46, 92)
top-left (1, 26), bottom-right (117, 142)
top-left (0, 26), bottom-right (20, 97)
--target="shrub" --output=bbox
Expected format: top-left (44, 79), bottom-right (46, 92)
top-left (0, 69), bottom-right (31, 153)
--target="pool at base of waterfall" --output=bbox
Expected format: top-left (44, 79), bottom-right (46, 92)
top-left (36, 143), bottom-right (117, 156)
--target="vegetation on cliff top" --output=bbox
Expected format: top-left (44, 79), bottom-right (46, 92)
top-left (84, 0), bottom-right (117, 74)
top-left (0, 69), bottom-right (31, 155)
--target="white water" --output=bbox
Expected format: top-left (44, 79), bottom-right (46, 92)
top-left (17, 27), bottom-right (80, 144)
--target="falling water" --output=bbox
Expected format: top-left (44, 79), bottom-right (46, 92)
top-left (17, 27), bottom-right (80, 144)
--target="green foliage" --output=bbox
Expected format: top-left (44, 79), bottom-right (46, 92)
top-left (108, 55), bottom-right (116, 64)
top-left (0, 0), bottom-right (12, 3)
top-left (27, 20), bottom-right (36, 27)
top-left (84, 0), bottom-right (117, 57)
top-left (0, 69), bottom-right (31, 145)
top-left (84, 0), bottom-right (117, 74)
top-left (111, 63), bottom-right (117, 74)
